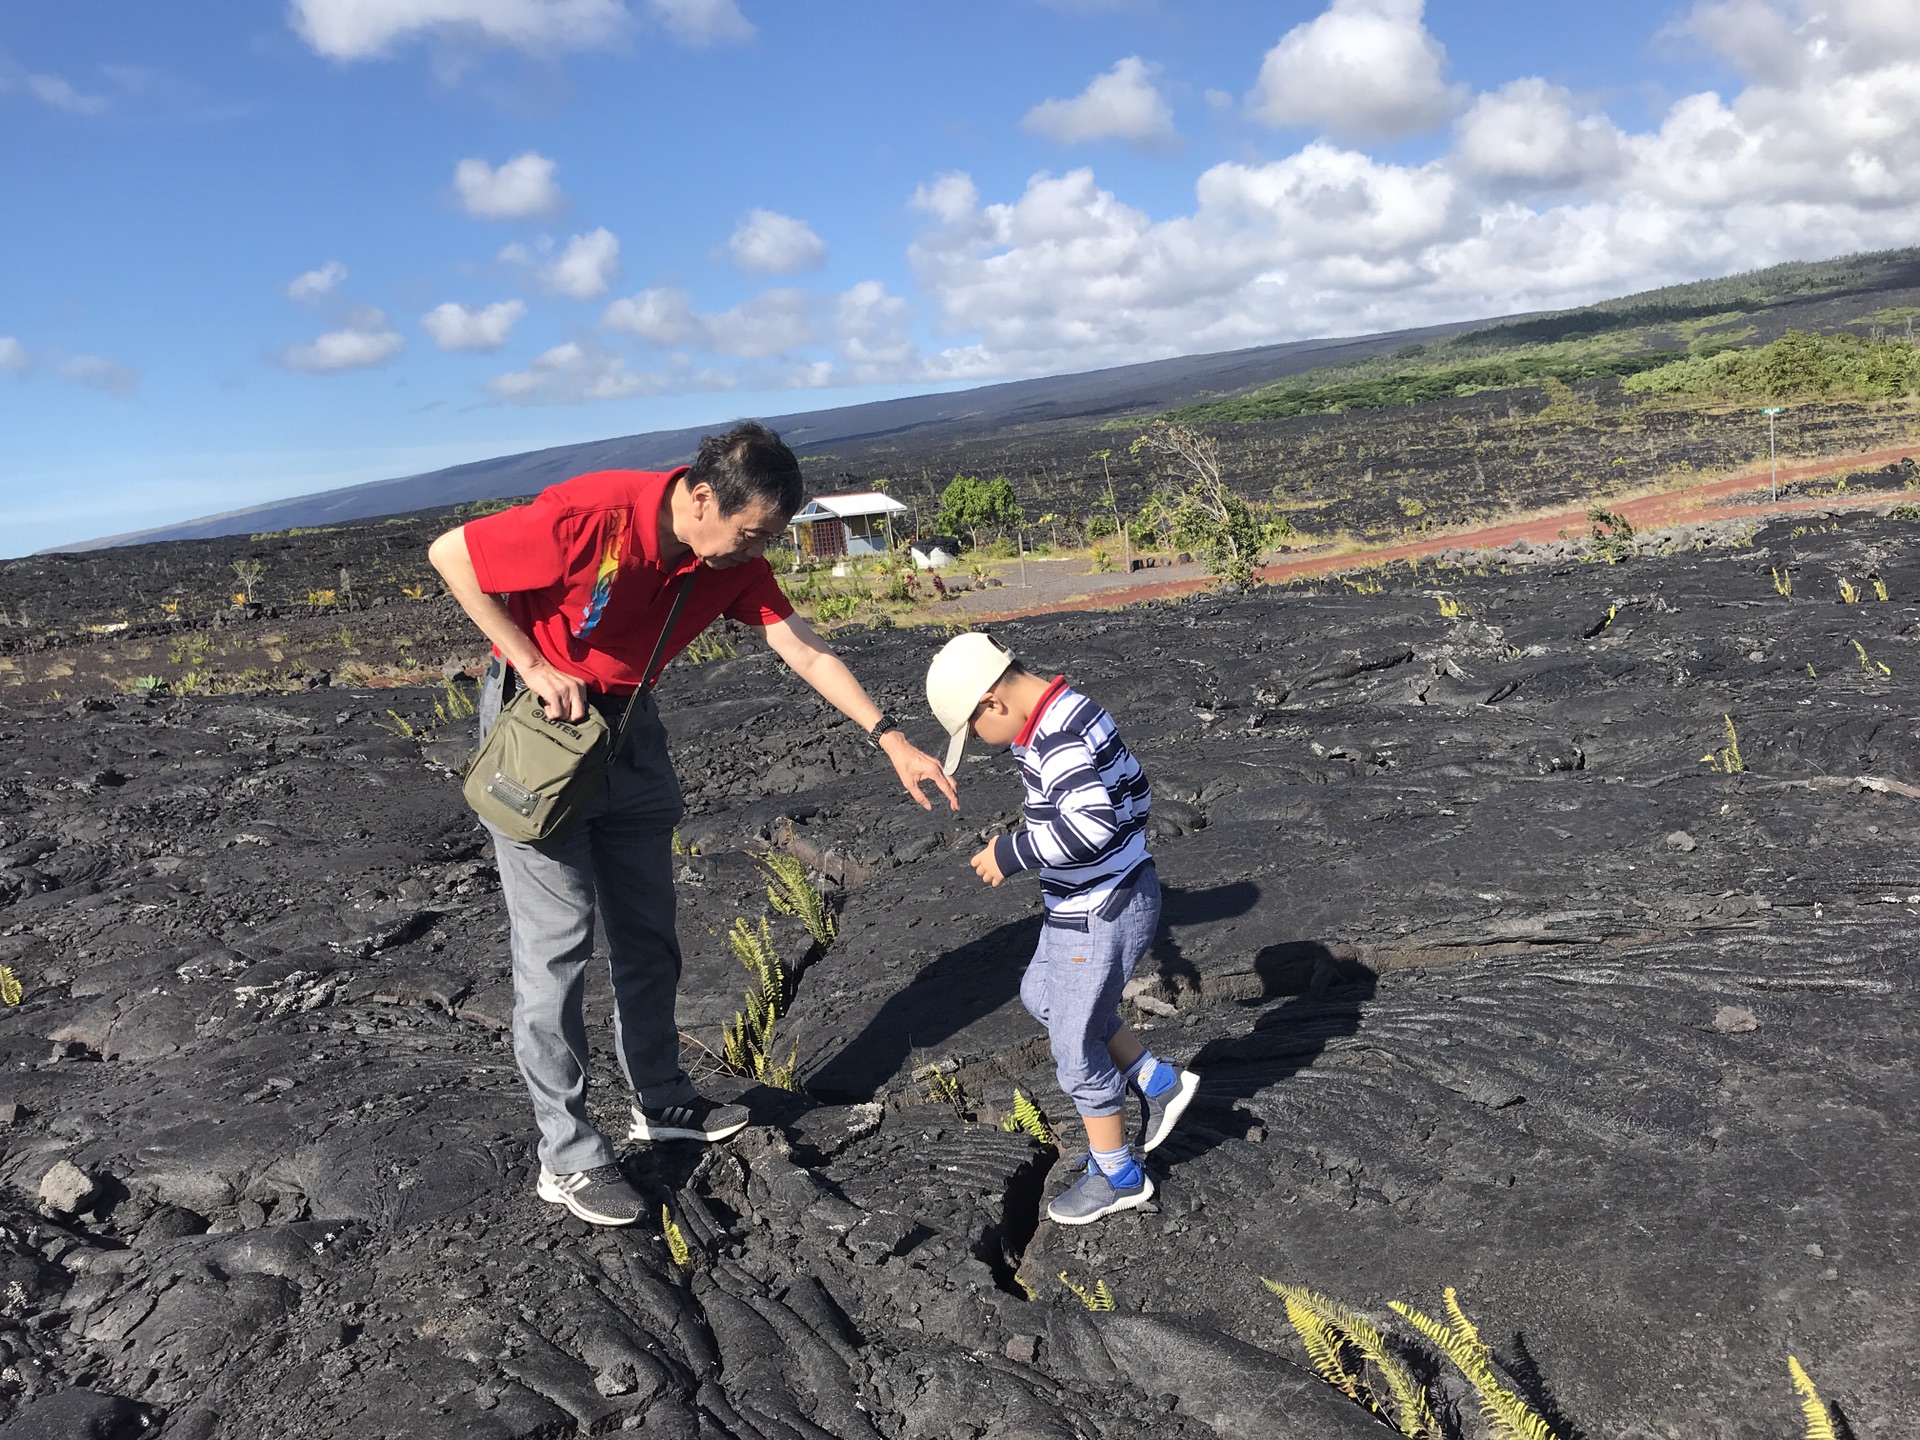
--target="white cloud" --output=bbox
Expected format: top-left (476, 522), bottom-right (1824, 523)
top-left (56, 354), bottom-right (139, 395)
top-left (644, 0), bottom-right (753, 46)
top-left (910, 173), bottom-right (981, 226)
top-left (700, 289), bottom-right (819, 357)
top-left (835, 281), bottom-right (920, 381)
top-left (1022, 57), bottom-right (1178, 149)
top-left (455, 151), bottom-right (563, 219)
top-left (288, 0), bottom-right (631, 60)
top-left (23, 71), bottom-right (108, 115)
top-left (0, 337), bottom-right (27, 375)
top-left (1249, 0), bottom-right (1462, 142)
top-left (908, 156), bottom-right (1459, 375)
top-left (601, 284), bottom-right (820, 356)
top-left (601, 286), bottom-right (700, 344)
top-left (281, 310), bottom-right (406, 372)
top-left (1454, 79), bottom-right (1623, 187)
top-left (726, 209), bottom-right (828, 275)
top-left (286, 260), bottom-right (349, 301)
top-left (422, 299), bottom-right (527, 351)
top-left (889, 0), bottom-right (1920, 385)
top-left (488, 341), bottom-right (663, 403)
top-left (539, 227), bottom-right (621, 299)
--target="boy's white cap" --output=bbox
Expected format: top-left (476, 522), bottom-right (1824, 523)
top-left (925, 631), bottom-right (1015, 776)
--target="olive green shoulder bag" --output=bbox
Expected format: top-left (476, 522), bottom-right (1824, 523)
top-left (462, 575), bottom-right (693, 845)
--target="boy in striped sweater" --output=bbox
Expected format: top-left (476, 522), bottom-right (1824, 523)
top-left (926, 633), bottom-right (1201, 1224)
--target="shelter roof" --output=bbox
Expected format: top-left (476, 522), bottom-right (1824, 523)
top-left (791, 492), bottom-right (909, 521)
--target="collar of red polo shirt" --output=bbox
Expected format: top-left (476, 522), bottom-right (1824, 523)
top-left (460, 467), bottom-right (795, 695)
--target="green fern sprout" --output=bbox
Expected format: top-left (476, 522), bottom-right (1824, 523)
top-left (682, 625), bottom-right (739, 665)
top-left (376, 710), bottom-right (418, 739)
top-left (1838, 578), bottom-right (1860, 604)
top-left (1787, 1356), bottom-right (1836, 1440)
top-left (1701, 714), bottom-right (1745, 773)
top-left (432, 675), bottom-right (476, 723)
top-left (0, 967), bottom-right (21, 1006)
top-left (915, 1062), bottom-right (966, 1115)
top-left (718, 916), bottom-right (797, 1089)
top-left (1771, 567), bottom-right (1793, 597)
top-left (1851, 639), bottom-right (1891, 677)
top-left (759, 851), bottom-right (836, 948)
top-left (1015, 1274), bottom-right (1040, 1301)
top-left (1389, 1289), bottom-right (1560, 1440)
top-left (1874, 578), bottom-right (1890, 602)
top-left (1435, 595), bottom-right (1469, 619)
top-left (1059, 1272), bottom-right (1115, 1312)
top-left (1264, 1280), bottom-right (1436, 1438)
top-left (661, 1205), bottom-right (692, 1269)
top-left (1001, 1087), bottom-right (1055, 1145)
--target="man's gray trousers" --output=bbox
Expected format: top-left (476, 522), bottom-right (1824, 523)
top-left (478, 668), bottom-right (698, 1174)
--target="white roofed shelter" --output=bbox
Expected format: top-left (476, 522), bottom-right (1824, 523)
top-left (788, 492), bottom-right (909, 560)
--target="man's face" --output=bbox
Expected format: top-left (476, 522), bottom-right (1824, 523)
top-left (688, 483), bottom-right (787, 569)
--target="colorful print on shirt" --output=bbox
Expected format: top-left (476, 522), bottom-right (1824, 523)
top-left (570, 509), bottom-right (630, 640)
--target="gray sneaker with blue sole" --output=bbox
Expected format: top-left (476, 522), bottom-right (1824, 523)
top-left (1135, 1067), bottom-right (1201, 1152)
top-left (1047, 1157), bottom-right (1155, 1225)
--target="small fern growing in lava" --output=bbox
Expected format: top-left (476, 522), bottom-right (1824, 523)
top-left (1388, 1289), bottom-right (1560, 1440)
top-left (1265, 1280), bottom-right (1435, 1438)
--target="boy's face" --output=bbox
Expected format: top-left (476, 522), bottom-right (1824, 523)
top-left (968, 690), bottom-right (1023, 749)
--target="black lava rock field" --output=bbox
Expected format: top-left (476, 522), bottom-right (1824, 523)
top-left (0, 509), bottom-right (1916, 1439)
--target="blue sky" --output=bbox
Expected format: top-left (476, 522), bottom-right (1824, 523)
top-left (3, 0), bottom-right (1915, 554)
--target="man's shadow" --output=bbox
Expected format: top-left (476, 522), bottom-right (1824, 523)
top-left (804, 880), bottom-right (1262, 1104)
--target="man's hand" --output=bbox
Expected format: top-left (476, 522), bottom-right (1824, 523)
top-left (970, 843), bottom-right (1005, 887)
top-left (521, 659), bottom-right (589, 723)
top-left (881, 733), bottom-right (960, 813)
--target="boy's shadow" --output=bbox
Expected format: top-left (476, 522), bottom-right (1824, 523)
top-left (804, 880), bottom-right (1261, 1104)
top-left (1151, 938), bottom-right (1376, 1169)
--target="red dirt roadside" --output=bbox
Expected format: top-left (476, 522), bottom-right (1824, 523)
top-left (952, 441), bottom-right (1919, 623)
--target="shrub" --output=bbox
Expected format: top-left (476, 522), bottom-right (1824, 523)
top-left (1131, 423), bottom-right (1265, 584)
top-left (1624, 328), bottom-right (1920, 402)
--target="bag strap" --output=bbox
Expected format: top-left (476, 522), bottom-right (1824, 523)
top-left (611, 572), bottom-right (696, 752)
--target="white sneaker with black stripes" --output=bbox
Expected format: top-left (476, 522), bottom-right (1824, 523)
top-left (535, 1164), bottom-right (644, 1226)
top-left (628, 1096), bottom-right (750, 1143)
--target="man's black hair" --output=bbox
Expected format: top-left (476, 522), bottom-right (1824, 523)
top-left (685, 420), bottom-right (805, 519)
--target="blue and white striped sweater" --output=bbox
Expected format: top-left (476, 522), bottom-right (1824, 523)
top-left (990, 678), bottom-right (1151, 920)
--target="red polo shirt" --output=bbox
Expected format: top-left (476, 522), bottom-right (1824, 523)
top-left (462, 468), bottom-right (794, 693)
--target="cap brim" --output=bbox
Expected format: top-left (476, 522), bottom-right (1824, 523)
top-left (941, 725), bottom-right (968, 776)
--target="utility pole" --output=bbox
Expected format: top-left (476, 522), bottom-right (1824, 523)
top-left (1762, 407), bottom-right (1784, 501)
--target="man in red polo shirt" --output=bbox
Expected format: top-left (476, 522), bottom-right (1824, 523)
top-left (429, 421), bottom-right (957, 1226)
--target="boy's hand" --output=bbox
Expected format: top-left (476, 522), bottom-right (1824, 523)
top-left (970, 843), bottom-right (1005, 887)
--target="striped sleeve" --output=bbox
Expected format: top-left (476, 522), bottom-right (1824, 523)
top-left (1002, 732), bottom-right (1118, 873)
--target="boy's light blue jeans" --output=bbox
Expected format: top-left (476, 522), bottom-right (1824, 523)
top-left (1018, 864), bottom-right (1161, 1117)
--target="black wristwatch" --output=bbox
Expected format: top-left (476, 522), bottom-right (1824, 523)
top-left (866, 713), bottom-right (900, 749)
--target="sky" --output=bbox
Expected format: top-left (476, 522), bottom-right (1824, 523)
top-left (3, 0), bottom-right (1918, 555)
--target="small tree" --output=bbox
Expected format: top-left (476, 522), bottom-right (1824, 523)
top-left (1129, 422), bottom-right (1266, 586)
top-left (231, 558), bottom-right (266, 604)
top-left (936, 473), bottom-right (1022, 549)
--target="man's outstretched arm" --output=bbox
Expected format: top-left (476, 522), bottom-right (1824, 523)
top-left (758, 613), bottom-right (960, 813)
